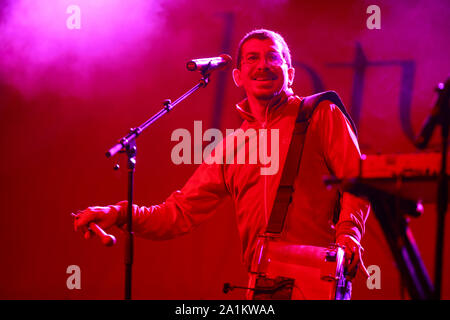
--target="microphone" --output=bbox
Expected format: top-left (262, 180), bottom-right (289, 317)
top-left (186, 54), bottom-right (232, 74)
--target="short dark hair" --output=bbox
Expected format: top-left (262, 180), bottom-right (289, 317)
top-left (236, 29), bottom-right (292, 69)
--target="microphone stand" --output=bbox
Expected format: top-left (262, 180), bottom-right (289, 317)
top-left (434, 80), bottom-right (449, 300)
top-left (106, 73), bottom-right (210, 300)
top-left (415, 78), bottom-right (449, 299)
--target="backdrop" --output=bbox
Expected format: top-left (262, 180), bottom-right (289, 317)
top-left (0, 0), bottom-right (449, 300)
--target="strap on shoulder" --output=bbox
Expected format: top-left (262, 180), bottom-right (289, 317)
top-left (265, 91), bottom-right (356, 235)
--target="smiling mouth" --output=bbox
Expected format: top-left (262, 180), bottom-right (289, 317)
top-left (251, 72), bottom-right (277, 81)
top-left (252, 76), bottom-right (277, 81)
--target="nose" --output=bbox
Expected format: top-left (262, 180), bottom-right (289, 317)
top-left (255, 55), bottom-right (270, 69)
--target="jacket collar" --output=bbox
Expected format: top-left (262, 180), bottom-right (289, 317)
top-left (235, 90), bottom-right (294, 122)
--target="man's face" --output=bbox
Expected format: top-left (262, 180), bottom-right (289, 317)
top-left (233, 38), bottom-right (294, 102)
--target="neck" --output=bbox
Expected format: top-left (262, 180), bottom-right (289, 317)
top-left (247, 95), bottom-right (271, 123)
top-left (247, 90), bottom-right (289, 123)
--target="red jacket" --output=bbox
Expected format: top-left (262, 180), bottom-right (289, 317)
top-left (112, 92), bottom-right (370, 267)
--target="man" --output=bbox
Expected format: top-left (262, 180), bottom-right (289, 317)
top-left (74, 29), bottom-right (370, 299)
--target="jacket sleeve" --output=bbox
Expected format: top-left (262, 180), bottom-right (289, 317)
top-left (315, 102), bottom-right (370, 243)
top-left (110, 162), bottom-right (230, 240)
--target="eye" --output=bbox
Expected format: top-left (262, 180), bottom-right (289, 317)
top-left (267, 52), bottom-right (283, 65)
top-left (245, 54), bottom-right (259, 64)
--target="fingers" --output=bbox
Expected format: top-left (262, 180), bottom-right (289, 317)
top-left (84, 229), bottom-right (93, 239)
top-left (341, 247), bottom-right (355, 275)
top-left (342, 245), bottom-right (370, 279)
top-left (73, 209), bottom-right (96, 232)
top-left (73, 206), bottom-right (109, 231)
top-left (336, 235), bottom-right (367, 279)
top-left (72, 205), bottom-right (118, 239)
top-left (346, 247), bottom-right (359, 276)
top-left (338, 242), bottom-right (359, 278)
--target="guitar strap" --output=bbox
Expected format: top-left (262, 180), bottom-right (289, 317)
top-left (265, 91), bottom-right (357, 235)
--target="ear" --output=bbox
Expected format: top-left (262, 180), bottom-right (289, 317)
top-left (232, 68), bottom-right (242, 87)
top-left (287, 67), bottom-right (295, 87)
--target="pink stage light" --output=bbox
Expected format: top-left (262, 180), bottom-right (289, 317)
top-left (0, 0), bottom-right (165, 96)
